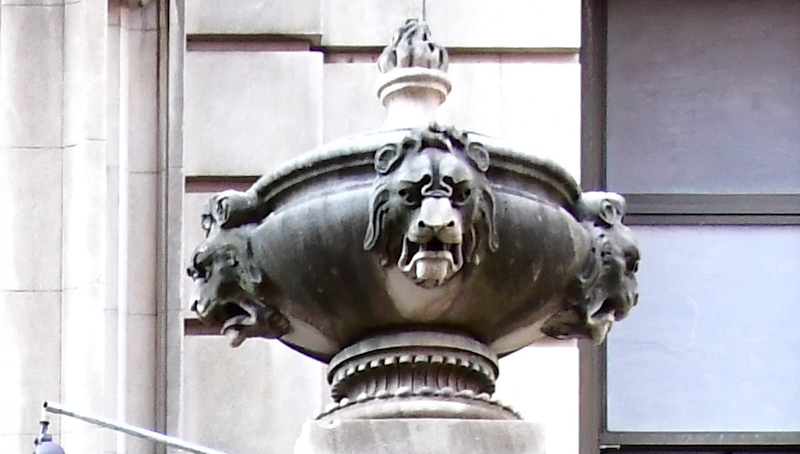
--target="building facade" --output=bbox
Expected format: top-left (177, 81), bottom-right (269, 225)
top-left (2, 1), bottom-right (583, 454)
top-left (8, 1), bottom-right (798, 453)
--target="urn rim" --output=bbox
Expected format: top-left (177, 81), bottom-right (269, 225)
top-left (239, 127), bottom-right (582, 215)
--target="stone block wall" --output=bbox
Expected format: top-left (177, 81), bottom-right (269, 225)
top-left (180, 2), bottom-right (581, 454)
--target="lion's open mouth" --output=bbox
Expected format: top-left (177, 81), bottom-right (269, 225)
top-left (193, 298), bottom-right (258, 346)
top-left (398, 236), bottom-right (464, 287)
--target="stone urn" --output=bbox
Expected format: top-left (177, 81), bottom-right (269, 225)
top-left (187, 18), bottom-right (640, 446)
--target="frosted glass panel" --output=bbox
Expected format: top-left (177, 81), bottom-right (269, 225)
top-left (606, 226), bottom-right (800, 432)
top-left (606, 0), bottom-right (800, 194)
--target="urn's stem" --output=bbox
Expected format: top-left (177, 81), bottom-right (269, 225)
top-left (319, 331), bottom-right (519, 420)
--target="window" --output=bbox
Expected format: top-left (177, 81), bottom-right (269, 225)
top-left (581, 0), bottom-right (800, 452)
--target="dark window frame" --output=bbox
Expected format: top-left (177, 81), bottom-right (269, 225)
top-left (579, 0), bottom-right (800, 452)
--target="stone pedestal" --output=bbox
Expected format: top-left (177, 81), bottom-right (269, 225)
top-left (293, 419), bottom-right (545, 454)
top-left (321, 331), bottom-right (517, 421)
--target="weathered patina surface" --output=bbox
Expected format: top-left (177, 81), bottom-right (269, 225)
top-left (186, 124), bottom-right (640, 358)
top-left (186, 19), bottom-right (640, 424)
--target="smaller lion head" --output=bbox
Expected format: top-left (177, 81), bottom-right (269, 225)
top-left (187, 227), bottom-right (261, 327)
top-left (583, 193), bottom-right (640, 325)
top-left (187, 218), bottom-right (290, 347)
top-left (543, 192), bottom-right (641, 343)
top-left (583, 216), bottom-right (640, 340)
top-left (364, 127), bottom-right (498, 288)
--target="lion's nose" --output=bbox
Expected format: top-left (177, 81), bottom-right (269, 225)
top-left (418, 197), bottom-right (457, 232)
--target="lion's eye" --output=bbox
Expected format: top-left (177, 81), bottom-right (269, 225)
top-left (398, 188), bottom-right (421, 206)
top-left (629, 261), bottom-right (639, 273)
top-left (452, 184), bottom-right (472, 205)
top-left (624, 248), bottom-right (640, 273)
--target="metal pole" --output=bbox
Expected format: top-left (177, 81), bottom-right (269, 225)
top-left (43, 402), bottom-right (231, 454)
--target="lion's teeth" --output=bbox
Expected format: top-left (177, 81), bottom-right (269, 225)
top-left (398, 237), bottom-right (410, 269)
top-left (415, 262), bottom-right (424, 279)
top-left (415, 260), bottom-right (429, 279)
top-left (454, 243), bottom-right (464, 270)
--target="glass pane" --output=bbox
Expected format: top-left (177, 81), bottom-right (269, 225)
top-left (606, 0), bottom-right (800, 194)
top-left (606, 226), bottom-right (800, 432)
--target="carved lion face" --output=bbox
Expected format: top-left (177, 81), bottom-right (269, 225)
top-left (542, 192), bottom-right (640, 343)
top-left (589, 218), bottom-right (640, 326)
top-left (188, 227), bottom-right (261, 323)
top-left (364, 128), bottom-right (498, 288)
top-left (187, 225), bottom-right (291, 346)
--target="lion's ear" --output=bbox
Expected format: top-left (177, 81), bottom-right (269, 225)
top-left (579, 192), bottom-right (626, 227)
top-left (598, 198), bottom-right (625, 226)
top-left (375, 143), bottom-right (407, 174)
top-left (364, 186), bottom-right (390, 251)
top-left (479, 188), bottom-right (499, 252)
top-left (466, 142), bottom-right (490, 173)
top-left (374, 144), bottom-right (400, 174)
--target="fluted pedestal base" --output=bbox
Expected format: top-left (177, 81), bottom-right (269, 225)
top-left (293, 419), bottom-right (545, 454)
top-left (298, 332), bottom-right (544, 453)
top-left (321, 331), bottom-right (518, 420)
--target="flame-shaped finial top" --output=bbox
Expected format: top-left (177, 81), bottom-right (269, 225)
top-left (376, 19), bottom-right (452, 130)
top-left (378, 19), bottom-right (449, 73)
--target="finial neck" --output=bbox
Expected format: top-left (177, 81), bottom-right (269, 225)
top-left (377, 68), bottom-right (451, 130)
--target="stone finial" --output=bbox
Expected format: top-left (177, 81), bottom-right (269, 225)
top-left (377, 19), bottom-right (452, 130)
top-left (378, 19), bottom-right (449, 73)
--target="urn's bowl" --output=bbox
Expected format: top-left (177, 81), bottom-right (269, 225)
top-left (189, 127), bottom-right (635, 363)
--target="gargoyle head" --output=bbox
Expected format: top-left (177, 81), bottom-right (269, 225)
top-left (585, 193), bottom-right (640, 330)
top-left (364, 127), bottom-right (498, 288)
top-left (187, 222), bottom-right (289, 347)
top-left (543, 192), bottom-right (640, 343)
